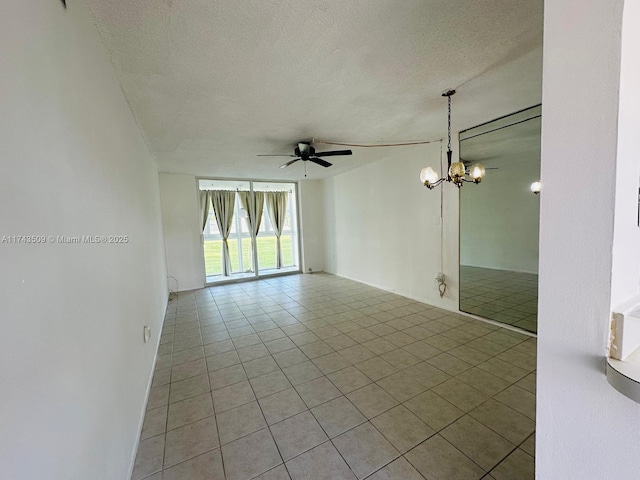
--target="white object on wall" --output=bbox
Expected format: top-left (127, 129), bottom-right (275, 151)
top-left (609, 296), bottom-right (640, 361)
top-left (143, 326), bottom-right (151, 343)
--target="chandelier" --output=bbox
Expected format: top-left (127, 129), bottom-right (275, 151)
top-left (420, 90), bottom-right (486, 189)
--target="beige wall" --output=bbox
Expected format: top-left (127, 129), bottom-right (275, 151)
top-left (298, 180), bottom-right (326, 273)
top-left (321, 142), bottom-right (461, 311)
top-left (159, 173), bottom-right (206, 291)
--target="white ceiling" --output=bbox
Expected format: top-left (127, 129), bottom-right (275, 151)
top-left (87, 0), bottom-right (543, 180)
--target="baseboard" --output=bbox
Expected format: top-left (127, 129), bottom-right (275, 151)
top-left (126, 290), bottom-right (170, 480)
top-left (330, 272), bottom-right (536, 338)
top-left (330, 272), bottom-right (459, 315)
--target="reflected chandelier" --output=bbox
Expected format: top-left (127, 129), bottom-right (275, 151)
top-left (420, 90), bottom-right (486, 189)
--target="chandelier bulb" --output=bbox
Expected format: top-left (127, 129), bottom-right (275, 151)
top-left (420, 166), bottom-right (440, 186)
top-left (448, 161), bottom-right (465, 180)
top-left (530, 181), bottom-right (541, 194)
top-left (469, 164), bottom-right (486, 183)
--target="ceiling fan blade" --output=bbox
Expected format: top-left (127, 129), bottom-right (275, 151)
top-left (460, 156), bottom-right (501, 164)
top-left (309, 157), bottom-right (332, 168)
top-left (280, 158), bottom-right (300, 168)
top-left (314, 150), bottom-right (352, 157)
top-left (257, 154), bottom-right (297, 157)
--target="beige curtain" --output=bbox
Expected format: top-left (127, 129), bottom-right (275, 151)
top-left (199, 190), bottom-right (211, 231)
top-left (265, 191), bottom-right (288, 269)
top-left (211, 190), bottom-right (236, 276)
top-left (238, 191), bottom-right (265, 271)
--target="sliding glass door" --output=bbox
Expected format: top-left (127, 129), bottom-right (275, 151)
top-left (254, 182), bottom-right (299, 273)
top-left (200, 179), bottom-right (253, 279)
top-left (198, 178), bottom-right (299, 283)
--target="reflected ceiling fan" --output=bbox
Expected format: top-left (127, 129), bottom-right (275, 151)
top-left (461, 157), bottom-right (500, 171)
top-left (257, 142), bottom-right (352, 175)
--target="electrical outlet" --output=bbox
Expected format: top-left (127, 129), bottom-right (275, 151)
top-left (143, 326), bottom-right (151, 343)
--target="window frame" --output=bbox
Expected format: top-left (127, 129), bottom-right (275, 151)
top-left (197, 178), bottom-right (301, 283)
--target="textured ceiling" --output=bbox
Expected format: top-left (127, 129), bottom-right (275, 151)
top-left (87, 0), bottom-right (543, 180)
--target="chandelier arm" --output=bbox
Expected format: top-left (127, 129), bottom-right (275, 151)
top-left (460, 178), bottom-right (482, 185)
top-left (433, 177), bottom-right (447, 186)
top-left (424, 177), bottom-right (447, 189)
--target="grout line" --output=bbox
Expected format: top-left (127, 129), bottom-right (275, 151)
top-left (195, 297), bottom-right (228, 480)
top-left (143, 273), bottom-right (535, 479)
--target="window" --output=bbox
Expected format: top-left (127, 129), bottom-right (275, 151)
top-left (198, 179), bottom-right (299, 282)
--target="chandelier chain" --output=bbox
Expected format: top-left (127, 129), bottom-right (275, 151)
top-left (447, 95), bottom-right (452, 151)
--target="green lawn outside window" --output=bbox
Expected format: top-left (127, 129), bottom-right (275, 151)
top-left (204, 235), bottom-right (294, 276)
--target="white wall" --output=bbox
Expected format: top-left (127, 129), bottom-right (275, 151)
top-left (322, 143), bottom-right (460, 311)
top-left (298, 180), bottom-right (326, 273)
top-left (611, 0), bottom-right (640, 309)
top-left (0, 2), bottom-right (168, 479)
top-left (537, 0), bottom-right (640, 478)
top-left (159, 174), bottom-right (206, 291)
top-left (460, 158), bottom-right (540, 273)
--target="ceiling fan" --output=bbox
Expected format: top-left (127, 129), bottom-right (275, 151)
top-left (257, 142), bottom-right (352, 172)
top-left (461, 157), bottom-right (500, 171)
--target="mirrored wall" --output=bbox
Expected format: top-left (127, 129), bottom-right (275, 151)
top-left (459, 106), bottom-right (541, 333)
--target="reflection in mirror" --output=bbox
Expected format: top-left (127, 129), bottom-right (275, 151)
top-left (459, 106), bottom-right (541, 333)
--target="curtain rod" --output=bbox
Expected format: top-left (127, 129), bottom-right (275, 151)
top-left (200, 188), bottom-right (292, 193)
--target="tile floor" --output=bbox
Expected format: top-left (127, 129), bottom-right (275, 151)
top-left (459, 266), bottom-right (538, 333)
top-left (133, 273), bottom-right (536, 480)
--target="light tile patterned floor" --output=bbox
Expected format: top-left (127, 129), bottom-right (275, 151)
top-left (459, 266), bottom-right (538, 333)
top-left (133, 273), bottom-right (536, 480)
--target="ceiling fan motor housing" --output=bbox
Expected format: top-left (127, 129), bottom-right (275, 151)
top-left (295, 142), bottom-right (314, 159)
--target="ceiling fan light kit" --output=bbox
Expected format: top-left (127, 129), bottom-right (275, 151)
top-left (420, 90), bottom-right (487, 190)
